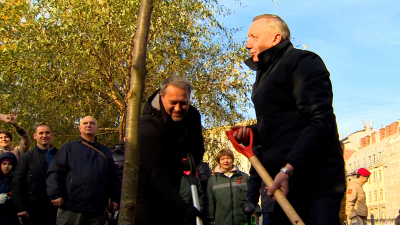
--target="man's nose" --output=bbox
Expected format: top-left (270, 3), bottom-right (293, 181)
top-left (246, 39), bottom-right (252, 50)
top-left (174, 104), bottom-right (182, 111)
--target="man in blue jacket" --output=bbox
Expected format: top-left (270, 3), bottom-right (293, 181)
top-left (46, 116), bottom-right (121, 225)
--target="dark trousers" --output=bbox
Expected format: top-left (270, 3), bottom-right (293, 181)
top-left (273, 193), bottom-right (343, 225)
top-left (56, 208), bottom-right (104, 225)
top-left (262, 212), bottom-right (276, 225)
top-left (135, 199), bottom-right (182, 225)
top-left (22, 204), bottom-right (57, 225)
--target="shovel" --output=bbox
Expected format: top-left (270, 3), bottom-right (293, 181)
top-left (188, 154), bottom-right (203, 225)
top-left (226, 128), bottom-right (305, 225)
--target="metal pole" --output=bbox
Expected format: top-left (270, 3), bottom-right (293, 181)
top-left (191, 185), bottom-right (203, 225)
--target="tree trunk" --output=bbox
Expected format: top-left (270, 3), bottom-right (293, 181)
top-left (118, 0), bottom-right (153, 224)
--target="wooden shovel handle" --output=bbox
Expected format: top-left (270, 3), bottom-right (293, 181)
top-left (226, 128), bottom-right (305, 225)
top-left (249, 156), bottom-right (305, 225)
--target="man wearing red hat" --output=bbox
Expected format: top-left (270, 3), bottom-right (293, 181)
top-left (346, 168), bottom-right (371, 225)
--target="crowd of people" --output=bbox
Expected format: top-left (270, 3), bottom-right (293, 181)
top-left (0, 13), bottom-right (350, 225)
top-left (0, 114), bottom-right (121, 225)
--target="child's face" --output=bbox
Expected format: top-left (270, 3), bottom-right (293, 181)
top-left (1, 161), bottom-right (13, 175)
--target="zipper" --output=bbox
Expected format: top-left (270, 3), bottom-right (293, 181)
top-left (229, 176), bottom-right (234, 225)
top-left (69, 177), bottom-right (73, 199)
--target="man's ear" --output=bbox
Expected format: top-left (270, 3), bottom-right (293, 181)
top-left (33, 133), bottom-right (37, 140)
top-left (272, 33), bottom-right (282, 46)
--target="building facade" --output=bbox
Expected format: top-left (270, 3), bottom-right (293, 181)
top-left (343, 120), bottom-right (400, 219)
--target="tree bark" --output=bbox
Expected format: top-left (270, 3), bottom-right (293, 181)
top-left (118, 0), bottom-right (153, 224)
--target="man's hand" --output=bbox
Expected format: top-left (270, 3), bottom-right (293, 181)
top-left (1, 110), bottom-right (18, 126)
top-left (17, 211), bottom-right (29, 218)
top-left (51, 197), bottom-right (64, 207)
top-left (108, 201), bottom-right (119, 213)
top-left (266, 164), bottom-right (294, 198)
top-left (230, 125), bottom-right (250, 145)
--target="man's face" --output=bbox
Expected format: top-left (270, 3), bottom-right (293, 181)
top-left (34, 125), bottom-right (53, 147)
top-left (0, 133), bottom-right (11, 148)
top-left (160, 85), bottom-right (190, 122)
top-left (246, 18), bottom-right (280, 62)
top-left (78, 116), bottom-right (98, 136)
top-left (1, 161), bottom-right (13, 175)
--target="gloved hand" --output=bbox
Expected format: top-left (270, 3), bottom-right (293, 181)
top-left (180, 204), bottom-right (204, 225)
top-left (0, 193), bottom-right (10, 204)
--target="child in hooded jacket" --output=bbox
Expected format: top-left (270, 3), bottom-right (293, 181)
top-left (0, 152), bottom-right (19, 225)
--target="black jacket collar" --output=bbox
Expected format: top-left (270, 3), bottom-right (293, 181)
top-left (244, 39), bottom-right (293, 70)
top-left (78, 137), bottom-right (96, 145)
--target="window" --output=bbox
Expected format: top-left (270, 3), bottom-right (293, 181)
top-left (374, 190), bottom-right (377, 201)
top-left (380, 189), bottom-right (383, 200)
top-left (372, 172), bottom-right (376, 182)
top-left (373, 154), bottom-right (376, 164)
top-left (378, 170), bottom-right (382, 181)
top-left (369, 191), bottom-right (372, 202)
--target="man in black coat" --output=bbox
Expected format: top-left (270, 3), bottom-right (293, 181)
top-left (135, 76), bottom-right (205, 225)
top-left (12, 124), bottom-right (58, 225)
top-left (46, 116), bottom-right (121, 225)
top-left (232, 14), bottom-right (345, 225)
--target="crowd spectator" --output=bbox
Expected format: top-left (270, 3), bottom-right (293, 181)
top-left (0, 110), bottom-right (30, 160)
top-left (346, 168), bottom-right (371, 225)
top-left (12, 124), bottom-right (58, 225)
top-left (207, 149), bottom-right (249, 225)
top-left (107, 139), bottom-right (125, 225)
top-left (395, 209), bottom-right (400, 225)
top-left (46, 116), bottom-right (121, 225)
top-left (180, 155), bottom-right (206, 225)
top-left (0, 152), bottom-right (19, 225)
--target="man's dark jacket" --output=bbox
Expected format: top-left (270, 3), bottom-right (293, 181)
top-left (245, 40), bottom-right (345, 200)
top-left (111, 143), bottom-right (125, 181)
top-left (12, 146), bottom-right (58, 213)
top-left (46, 138), bottom-right (121, 213)
top-left (135, 91), bottom-right (205, 224)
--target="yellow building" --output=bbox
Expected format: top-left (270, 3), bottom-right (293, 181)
top-left (343, 120), bottom-right (400, 219)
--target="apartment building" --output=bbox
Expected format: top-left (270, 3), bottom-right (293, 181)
top-left (343, 120), bottom-right (400, 219)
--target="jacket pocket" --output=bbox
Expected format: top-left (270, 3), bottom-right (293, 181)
top-left (238, 187), bottom-right (248, 201)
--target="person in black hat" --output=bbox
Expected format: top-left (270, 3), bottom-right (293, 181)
top-left (395, 209), bottom-right (400, 225)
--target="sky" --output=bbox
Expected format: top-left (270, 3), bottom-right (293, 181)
top-left (218, 0), bottom-right (400, 138)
